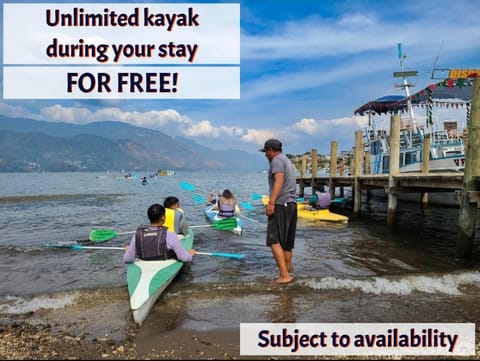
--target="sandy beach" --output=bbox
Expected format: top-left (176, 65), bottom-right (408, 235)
top-left (0, 287), bottom-right (242, 360)
top-left (2, 284), bottom-right (480, 360)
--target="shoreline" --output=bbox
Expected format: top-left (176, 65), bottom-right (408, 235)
top-left (2, 286), bottom-right (480, 360)
top-left (0, 287), bottom-right (242, 360)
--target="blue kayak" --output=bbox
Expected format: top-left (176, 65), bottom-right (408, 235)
top-left (204, 205), bottom-right (243, 236)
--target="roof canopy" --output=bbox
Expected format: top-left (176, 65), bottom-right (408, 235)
top-left (354, 78), bottom-right (474, 116)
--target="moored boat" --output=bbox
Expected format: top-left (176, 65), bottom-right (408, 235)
top-left (352, 45), bottom-right (472, 206)
top-left (157, 169), bottom-right (176, 176)
top-left (126, 231), bottom-right (194, 325)
top-left (261, 196), bottom-right (348, 224)
top-left (204, 205), bottom-right (243, 235)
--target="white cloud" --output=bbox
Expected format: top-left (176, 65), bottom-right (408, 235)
top-left (338, 14), bottom-right (376, 27)
top-left (183, 119), bottom-right (221, 137)
top-left (292, 117), bottom-right (357, 136)
top-left (38, 104), bottom-right (190, 129)
top-left (242, 128), bottom-right (277, 147)
top-left (182, 120), bottom-right (245, 138)
top-left (40, 104), bottom-right (92, 124)
top-left (0, 102), bottom-right (39, 120)
top-left (292, 118), bottom-right (321, 135)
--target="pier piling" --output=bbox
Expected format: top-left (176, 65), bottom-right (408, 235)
top-left (456, 77), bottom-right (480, 259)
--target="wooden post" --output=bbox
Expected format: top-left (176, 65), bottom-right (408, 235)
top-left (364, 151), bottom-right (371, 175)
top-left (456, 77), bottom-right (480, 259)
top-left (338, 159), bottom-right (345, 197)
top-left (387, 115), bottom-right (401, 228)
top-left (354, 131), bottom-right (363, 176)
top-left (299, 155), bottom-right (307, 198)
top-left (364, 150), bottom-right (371, 201)
top-left (311, 148), bottom-right (318, 194)
top-left (330, 141), bottom-right (337, 200)
top-left (353, 130), bottom-right (363, 216)
top-left (421, 137), bottom-right (431, 208)
top-left (339, 160), bottom-right (344, 176)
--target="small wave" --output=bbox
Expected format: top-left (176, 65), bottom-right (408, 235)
top-left (0, 292), bottom-right (80, 314)
top-left (301, 271), bottom-right (480, 296)
top-left (0, 193), bottom-right (126, 204)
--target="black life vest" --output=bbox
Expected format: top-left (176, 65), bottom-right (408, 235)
top-left (134, 226), bottom-right (175, 260)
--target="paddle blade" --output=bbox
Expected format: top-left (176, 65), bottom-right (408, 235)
top-left (211, 218), bottom-right (238, 230)
top-left (192, 194), bottom-right (207, 204)
top-left (89, 229), bottom-right (118, 243)
top-left (196, 251), bottom-right (245, 259)
top-left (240, 201), bottom-right (255, 211)
top-left (179, 181), bottom-right (195, 192)
top-left (251, 193), bottom-right (264, 200)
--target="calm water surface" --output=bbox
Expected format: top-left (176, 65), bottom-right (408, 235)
top-left (1, 171), bottom-right (480, 323)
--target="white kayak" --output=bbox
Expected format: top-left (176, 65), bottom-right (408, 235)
top-left (126, 231), bottom-right (194, 325)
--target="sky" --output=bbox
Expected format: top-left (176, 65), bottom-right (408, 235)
top-left (1, 0), bottom-right (479, 155)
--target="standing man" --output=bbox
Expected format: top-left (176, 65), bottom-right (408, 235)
top-left (260, 138), bottom-right (297, 284)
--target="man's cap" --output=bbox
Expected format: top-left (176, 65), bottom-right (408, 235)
top-left (259, 138), bottom-right (282, 152)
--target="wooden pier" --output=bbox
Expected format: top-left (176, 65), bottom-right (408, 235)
top-left (297, 77), bottom-right (480, 259)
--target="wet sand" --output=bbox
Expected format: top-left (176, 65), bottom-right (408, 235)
top-left (0, 287), bottom-right (241, 360)
top-left (1, 285), bottom-right (480, 360)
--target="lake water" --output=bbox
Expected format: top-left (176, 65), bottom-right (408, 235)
top-left (1, 170), bottom-right (480, 330)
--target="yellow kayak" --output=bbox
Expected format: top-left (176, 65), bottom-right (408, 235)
top-left (262, 196), bottom-right (348, 224)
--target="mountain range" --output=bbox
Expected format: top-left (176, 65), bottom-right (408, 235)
top-left (0, 115), bottom-right (265, 172)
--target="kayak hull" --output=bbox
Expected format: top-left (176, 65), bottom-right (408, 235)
top-left (126, 231), bottom-right (194, 325)
top-left (297, 205), bottom-right (348, 223)
top-left (204, 205), bottom-right (243, 235)
top-left (262, 195), bottom-right (348, 223)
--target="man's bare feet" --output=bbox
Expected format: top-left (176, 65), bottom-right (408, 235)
top-left (275, 275), bottom-right (293, 284)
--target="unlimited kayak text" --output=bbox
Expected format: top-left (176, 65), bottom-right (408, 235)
top-left (67, 72), bottom-right (178, 94)
top-left (46, 39), bottom-right (199, 63)
top-left (46, 7), bottom-right (200, 31)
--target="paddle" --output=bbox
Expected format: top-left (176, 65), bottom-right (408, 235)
top-left (189, 218), bottom-right (238, 230)
top-left (90, 221), bottom-right (237, 242)
top-left (192, 193), bottom-right (209, 204)
top-left (46, 243), bottom-right (125, 250)
top-left (45, 243), bottom-right (245, 259)
top-left (89, 229), bottom-right (134, 243)
top-left (179, 181), bottom-right (211, 194)
top-left (251, 193), bottom-right (266, 201)
top-left (238, 214), bottom-right (259, 223)
top-left (240, 201), bottom-right (255, 211)
top-left (196, 251), bottom-right (245, 259)
top-left (253, 193), bottom-right (345, 204)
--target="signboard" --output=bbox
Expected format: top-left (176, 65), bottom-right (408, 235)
top-left (448, 69), bottom-right (480, 79)
top-left (393, 71), bottom-right (418, 77)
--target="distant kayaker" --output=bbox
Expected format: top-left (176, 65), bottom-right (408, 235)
top-left (123, 204), bottom-right (196, 263)
top-left (208, 189), bottom-right (240, 218)
top-left (260, 138), bottom-right (297, 284)
top-left (163, 196), bottom-right (190, 236)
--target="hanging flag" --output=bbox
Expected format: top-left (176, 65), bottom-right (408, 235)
top-left (397, 43), bottom-right (403, 59)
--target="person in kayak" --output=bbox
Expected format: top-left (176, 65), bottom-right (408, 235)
top-left (208, 189), bottom-right (240, 218)
top-left (163, 196), bottom-right (190, 236)
top-left (308, 186), bottom-right (331, 210)
top-left (123, 204), bottom-right (196, 263)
